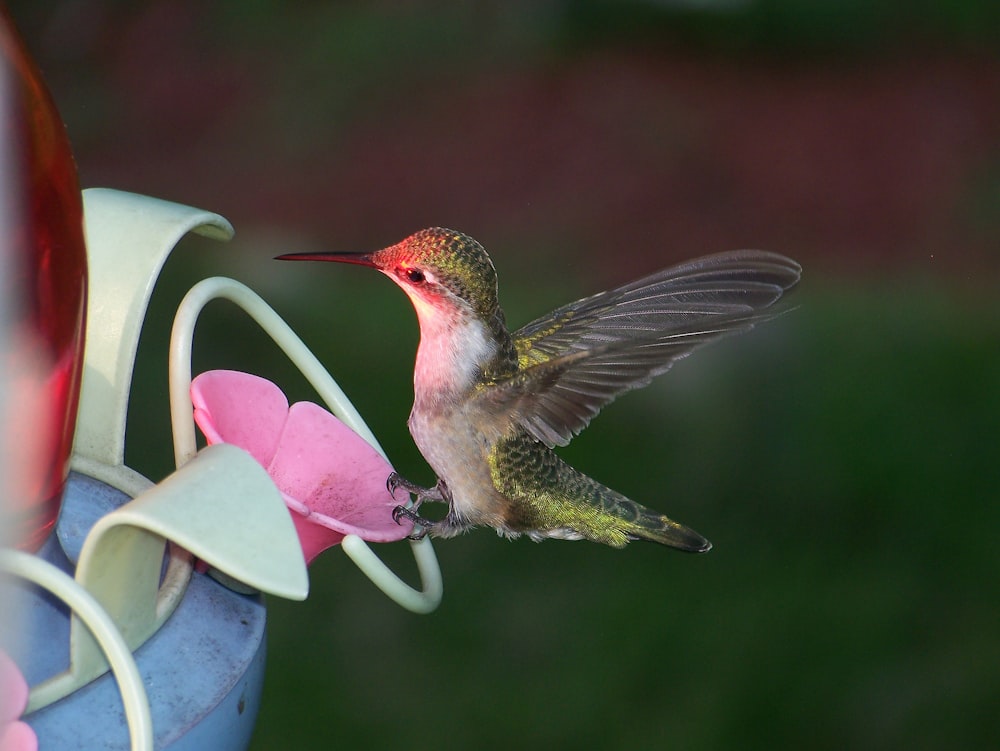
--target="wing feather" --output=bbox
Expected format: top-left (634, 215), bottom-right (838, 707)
top-left (479, 249), bottom-right (801, 447)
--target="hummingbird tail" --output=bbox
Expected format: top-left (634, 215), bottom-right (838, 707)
top-left (627, 511), bottom-right (713, 553)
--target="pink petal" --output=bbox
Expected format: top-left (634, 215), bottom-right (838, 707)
top-left (0, 722), bottom-right (38, 751)
top-left (290, 512), bottom-right (345, 565)
top-left (0, 652), bottom-right (28, 725)
top-left (268, 401), bottom-right (412, 542)
top-left (191, 370), bottom-right (287, 466)
top-left (191, 370), bottom-right (414, 564)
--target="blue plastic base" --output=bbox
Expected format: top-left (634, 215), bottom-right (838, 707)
top-left (8, 471), bottom-right (267, 750)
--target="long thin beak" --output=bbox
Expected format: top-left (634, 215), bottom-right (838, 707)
top-left (274, 250), bottom-right (376, 267)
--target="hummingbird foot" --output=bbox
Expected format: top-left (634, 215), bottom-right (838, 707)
top-left (391, 504), bottom-right (435, 540)
top-left (386, 472), bottom-right (449, 508)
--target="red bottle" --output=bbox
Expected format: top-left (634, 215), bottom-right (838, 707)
top-left (1, 6), bottom-right (87, 550)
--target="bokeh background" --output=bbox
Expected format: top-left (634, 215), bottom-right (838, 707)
top-left (8, 1), bottom-right (999, 748)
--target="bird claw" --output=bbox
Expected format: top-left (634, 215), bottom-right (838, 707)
top-left (392, 504), bottom-right (433, 540)
top-left (387, 472), bottom-right (448, 508)
top-left (388, 472), bottom-right (453, 540)
top-left (388, 472), bottom-right (431, 499)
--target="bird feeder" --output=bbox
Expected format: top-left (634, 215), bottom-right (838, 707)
top-left (0, 12), bottom-right (441, 751)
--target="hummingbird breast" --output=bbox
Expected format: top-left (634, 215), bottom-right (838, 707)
top-left (408, 295), bottom-right (500, 399)
top-left (407, 306), bottom-right (517, 529)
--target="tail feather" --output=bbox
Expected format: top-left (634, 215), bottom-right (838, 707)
top-left (626, 510), bottom-right (712, 552)
top-left (493, 432), bottom-right (713, 552)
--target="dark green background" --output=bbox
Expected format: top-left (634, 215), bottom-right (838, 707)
top-left (9, 2), bottom-right (999, 748)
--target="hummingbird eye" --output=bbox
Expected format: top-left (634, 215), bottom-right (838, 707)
top-left (403, 267), bottom-right (427, 284)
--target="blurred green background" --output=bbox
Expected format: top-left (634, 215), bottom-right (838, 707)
top-left (9, 1), bottom-right (1000, 748)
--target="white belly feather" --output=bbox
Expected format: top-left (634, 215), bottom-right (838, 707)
top-left (405, 303), bottom-right (508, 525)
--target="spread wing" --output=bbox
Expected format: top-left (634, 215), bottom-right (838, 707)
top-left (478, 249), bottom-right (801, 447)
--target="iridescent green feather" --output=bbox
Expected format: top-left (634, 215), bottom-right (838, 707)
top-left (487, 431), bottom-right (711, 551)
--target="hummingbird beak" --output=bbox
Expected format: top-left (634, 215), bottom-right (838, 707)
top-left (274, 250), bottom-right (377, 267)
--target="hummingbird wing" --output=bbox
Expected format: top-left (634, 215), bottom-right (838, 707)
top-left (483, 249), bottom-right (801, 448)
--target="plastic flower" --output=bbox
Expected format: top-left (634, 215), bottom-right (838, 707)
top-left (0, 650), bottom-right (37, 751)
top-left (191, 369), bottom-right (412, 563)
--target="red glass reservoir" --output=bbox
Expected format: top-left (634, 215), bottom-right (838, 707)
top-left (1, 7), bottom-right (87, 550)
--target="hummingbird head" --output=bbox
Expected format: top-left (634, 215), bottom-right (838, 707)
top-left (278, 227), bottom-right (501, 324)
top-left (279, 228), bottom-right (512, 399)
top-left (373, 228), bottom-right (501, 321)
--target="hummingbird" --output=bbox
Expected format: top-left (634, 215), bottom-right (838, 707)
top-left (277, 229), bottom-right (800, 551)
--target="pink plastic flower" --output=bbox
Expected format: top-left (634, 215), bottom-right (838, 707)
top-left (0, 650), bottom-right (37, 751)
top-left (191, 369), bottom-right (412, 563)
